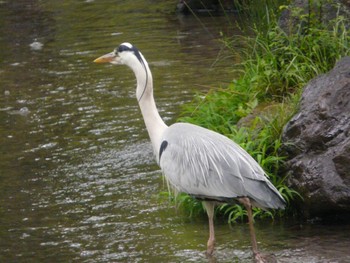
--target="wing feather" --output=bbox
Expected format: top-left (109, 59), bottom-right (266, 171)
top-left (159, 123), bottom-right (285, 209)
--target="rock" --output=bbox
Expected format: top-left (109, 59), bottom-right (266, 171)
top-left (29, 40), bottom-right (43, 51)
top-left (236, 102), bottom-right (281, 129)
top-left (282, 57), bottom-right (350, 219)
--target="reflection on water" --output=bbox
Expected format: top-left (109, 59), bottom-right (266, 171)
top-left (1, 1), bottom-right (350, 262)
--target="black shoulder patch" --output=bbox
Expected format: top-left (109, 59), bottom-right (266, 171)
top-left (159, 140), bottom-right (168, 161)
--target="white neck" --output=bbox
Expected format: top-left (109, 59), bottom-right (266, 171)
top-left (130, 56), bottom-right (168, 158)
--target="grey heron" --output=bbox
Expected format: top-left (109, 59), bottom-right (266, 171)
top-left (94, 42), bottom-right (286, 263)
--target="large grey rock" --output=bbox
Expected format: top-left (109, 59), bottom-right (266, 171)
top-left (282, 57), bottom-right (350, 218)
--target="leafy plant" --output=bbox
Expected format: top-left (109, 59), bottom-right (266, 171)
top-left (159, 191), bottom-right (205, 218)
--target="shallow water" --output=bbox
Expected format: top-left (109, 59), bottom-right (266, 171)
top-left (1, 1), bottom-right (349, 262)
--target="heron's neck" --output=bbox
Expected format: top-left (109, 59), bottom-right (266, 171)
top-left (133, 62), bottom-right (168, 157)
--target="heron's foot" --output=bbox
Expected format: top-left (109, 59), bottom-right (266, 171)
top-left (205, 247), bottom-right (214, 257)
top-left (205, 239), bottom-right (215, 257)
top-left (253, 251), bottom-right (277, 263)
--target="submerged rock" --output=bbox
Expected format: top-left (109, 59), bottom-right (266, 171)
top-left (29, 40), bottom-right (43, 51)
top-left (282, 57), bottom-right (350, 219)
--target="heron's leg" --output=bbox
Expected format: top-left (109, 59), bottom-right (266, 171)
top-left (203, 201), bottom-right (215, 256)
top-left (239, 197), bottom-right (266, 263)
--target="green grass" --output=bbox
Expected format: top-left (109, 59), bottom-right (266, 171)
top-left (167, 2), bottom-right (350, 222)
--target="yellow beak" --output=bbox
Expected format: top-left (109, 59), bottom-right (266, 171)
top-left (93, 52), bottom-right (116, 63)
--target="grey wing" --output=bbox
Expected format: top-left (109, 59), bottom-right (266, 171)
top-left (159, 123), bottom-right (285, 209)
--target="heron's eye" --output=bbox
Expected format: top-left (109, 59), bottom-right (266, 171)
top-left (117, 46), bottom-right (124, 53)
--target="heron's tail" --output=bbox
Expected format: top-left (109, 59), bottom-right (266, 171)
top-left (245, 178), bottom-right (286, 209)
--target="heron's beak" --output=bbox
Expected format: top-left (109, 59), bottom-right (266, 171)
top-left (93, 52), bottom-right (118, 63)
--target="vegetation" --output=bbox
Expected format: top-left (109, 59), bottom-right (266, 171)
top-left (165, 0), bottom-right (350, 223)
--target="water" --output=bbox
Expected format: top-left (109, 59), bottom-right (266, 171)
top-left (1, 1), bottom-right (349, 262)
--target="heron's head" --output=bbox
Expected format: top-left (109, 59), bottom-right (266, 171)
top-left (93, 42), bottom-right (144, 68)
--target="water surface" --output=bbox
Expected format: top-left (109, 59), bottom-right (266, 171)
top-left (1, 1), bottom-right (349, 262)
